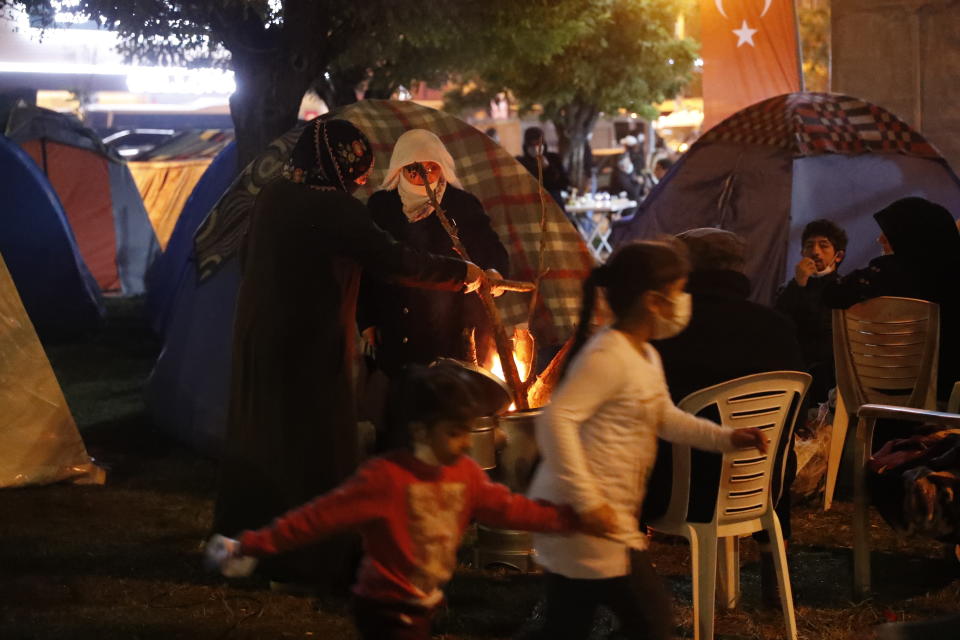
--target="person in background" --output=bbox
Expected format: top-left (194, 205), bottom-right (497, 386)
top-left (528, 240), bottom-right (769, 640)
top-left (822, 198), bottom-right (960, 403)
top-left (483, 127), bottom-right (500, 144)
top-left (359, 129), bottom-right (509, 379)
top-left (619, 134), bottom-right (645, 175)
top-left (606, 152), bottom-right (643, 212)
top-left (209, 363), bottom-right (582, 640)
top-left (653, 157), bottom-right (674, 182)
top-left (213, 118), bottom-right (483, 592)
top-left (774, 219), bottom-right (848, 406)
top-left (650, 228), bottom-right (805, 606)
top-left (516, 126), bottom-right (570, 208)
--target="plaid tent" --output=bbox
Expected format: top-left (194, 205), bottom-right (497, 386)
top-left (194, 100), bottom-right (592, 344)
top-left (612, 92), bottom-right (960, 305)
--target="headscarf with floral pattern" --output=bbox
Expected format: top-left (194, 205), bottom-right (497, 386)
top-left (282, 117), bottom-right (373, 192)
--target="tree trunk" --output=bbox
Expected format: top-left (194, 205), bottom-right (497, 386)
top-left (314, 67), bottom-right (367, 110)
top-left (552, 99), bottom-right (599, 192)
top-left (229, 51), bottom-right (314, 169)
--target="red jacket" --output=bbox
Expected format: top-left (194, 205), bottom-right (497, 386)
top-left (240, 451), bottom-right (575, 605)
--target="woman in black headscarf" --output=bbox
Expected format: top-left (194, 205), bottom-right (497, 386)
top-left (516, 126), bottom-right (570, 208)
top-left (213, 118), bottom-right (480, 588)
top-left (823, 197), bottom-right (960, 401)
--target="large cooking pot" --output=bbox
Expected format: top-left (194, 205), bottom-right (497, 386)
top-left (495, 408), bottom-right (542, 492)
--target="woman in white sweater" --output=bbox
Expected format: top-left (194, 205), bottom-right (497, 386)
top-left (528, 240), bottom-right (768, 640)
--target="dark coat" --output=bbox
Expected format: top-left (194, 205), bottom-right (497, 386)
top-left (647, 270), bottom-right (805, 534)
top-left (516, 150), bottom-right (570, 207)
top-left (358, 186), bottom-right (509, 376)
top-left (774, 270), bottom-right (841, 403)
top-left (214, 179), bottom-right (465, 583)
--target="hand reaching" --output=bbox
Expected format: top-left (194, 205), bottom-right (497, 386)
top-left (730, 427), bottom-right (769, 454)
top-left (485, 269), bottom-right (506, 297)
top-left (578, 503), bottom-right (619, 538)
top-left (463, 262), bottom-right (482, 294)
top-left (204, 534), bottom-right (258, 578)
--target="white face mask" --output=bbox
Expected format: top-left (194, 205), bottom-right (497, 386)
top-left (811, 263), bottom-right (836, 278)
top-left (651, 292), bottom-right (692, 340)
top-left (398, 174), bottom-right (446, 223)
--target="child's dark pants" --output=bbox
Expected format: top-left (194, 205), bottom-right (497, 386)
top-left (352, 596), bottom-right (437, 640)
top-left (536, 550), bottom-right (674, 640)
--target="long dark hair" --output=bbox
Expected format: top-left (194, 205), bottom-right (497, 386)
top-left (566, 240), bottom-right (690, 371)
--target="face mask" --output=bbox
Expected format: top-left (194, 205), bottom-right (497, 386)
top-left (398, 174), bottom-right (446, 223)
top-left (618, 156), bottom-right (634, 174)
top-left (651, 292), bottom-right (692, 340)
top-left (811, 263), bottom-right (836, 278)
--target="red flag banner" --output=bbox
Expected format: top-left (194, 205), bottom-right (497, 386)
top-left (700, 0), bottom-right (802, 130)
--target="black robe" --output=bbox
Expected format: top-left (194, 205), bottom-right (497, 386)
top-left (213, 179), bottom-right (465, 584)
top-left (358, 186), bottom-right (509, 377)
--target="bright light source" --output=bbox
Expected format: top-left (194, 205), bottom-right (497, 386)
top-left (695, 58), bottom-right (704, 68)
top-left (126, 67), bottom-right (235, 95)
top-left (678, 142), bottom-right (689, 153)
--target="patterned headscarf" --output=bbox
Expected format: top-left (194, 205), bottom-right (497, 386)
top-left (282, 117), bottom-right (373, 192)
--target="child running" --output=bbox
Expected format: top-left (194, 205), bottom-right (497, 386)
top-left (208, 362), bottom-right (582, 640)
top-left (527, 240), bottom-right (769, 640)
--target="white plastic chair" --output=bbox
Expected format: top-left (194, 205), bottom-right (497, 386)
top-left (649, 371), bottom-right (810, 640)
top-left (824, 297), bottom-right (940, 510)
top-left (852, 404), bottom-right (960, 598)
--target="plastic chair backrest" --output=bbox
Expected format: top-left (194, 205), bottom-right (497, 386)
top-left (663, 371), bottom-right (810, 528)
top-left (833, 297), bottom-right (940, 411)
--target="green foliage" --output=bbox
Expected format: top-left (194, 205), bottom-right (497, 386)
top-left (461, 0), bottom-right (697, 122)
top-left (799, 4), bottom-right (830, 93)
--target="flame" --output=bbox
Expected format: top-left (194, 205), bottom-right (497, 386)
top-left (488, 347), bottom-right (531, 412)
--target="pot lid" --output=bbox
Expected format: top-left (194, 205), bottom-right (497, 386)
top-left (431, 358), bottom-right (513, 416)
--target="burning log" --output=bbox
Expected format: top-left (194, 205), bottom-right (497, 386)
top-left (413, 163), bottom-right (531, 410)
top-left (527, 336), bottom-right (574, 409)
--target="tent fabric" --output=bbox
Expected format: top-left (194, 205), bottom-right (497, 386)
top-left (151, 101), bottom-right (591, 454)
top-left (130, 131), bottom-right (234, 249)
top-left (611, 92), bottom-right (960, 305)
top-left (0, 251), bottom-right (103, 488)
top-left (194, 100), bottom-right (593, 343)
top-left (0, 134), bottom-right (103, 340)
top-left (130, 159), bottom-right (212, 249)
top-left (145, 142), bottom-right (238, 335)
top-left (5, 104), bottom-right (159, 295)
top-left (22, 140), bottom-right (121, 291)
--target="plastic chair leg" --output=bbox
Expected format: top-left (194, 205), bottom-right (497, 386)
top-left (852, 416), bottom-right (875, 599)
top-left (824, 397), bottom-right (850, 511)
top-left (716, 536), bottom-right (739, 609)
top-left (764, 512), bottom-right (798, 640)
top-left (689, 525), bottom-right (717, 640)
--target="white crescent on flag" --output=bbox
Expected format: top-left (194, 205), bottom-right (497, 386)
top-left (716, 0), bottom-right (774, 19)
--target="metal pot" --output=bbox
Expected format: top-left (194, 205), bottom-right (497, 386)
top-left (494, 408), bottom-right (542, 492)
top-left (469, 416), bottom-right (498, 470)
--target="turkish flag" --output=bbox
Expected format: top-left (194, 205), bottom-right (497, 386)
top-left (700, 0), bottom-right (802, 130)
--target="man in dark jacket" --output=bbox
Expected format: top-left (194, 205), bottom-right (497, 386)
top-left (516, 126), bottom-right (570, 208)
top-left (774, 219), bottom-right (848, 405)
top-left (649, 228), bottom-right (805, 606)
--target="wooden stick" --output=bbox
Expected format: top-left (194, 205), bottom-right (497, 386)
top-left (413, 164), bottom-right (529, 410)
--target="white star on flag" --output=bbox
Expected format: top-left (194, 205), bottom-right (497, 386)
top-left (732, 19), bottom-right (758, 47)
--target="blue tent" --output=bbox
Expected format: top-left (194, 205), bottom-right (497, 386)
top-left (611, 93), bottom-right (960, 304)
top-left (145, 141), bottom-right (238, 335)
top-left (145, 142), bottom-right (238, 455)
top-left (6, 104), bottom-right (159, 295)
top-left (0, 134), bottom-right (103, 339)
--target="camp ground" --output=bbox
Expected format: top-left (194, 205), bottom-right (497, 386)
top-left (611, 92), bottom-right (960, 304)
top-left (149, 100), bottom-right (593, 455)
top-left (5, 103), bottom-right (159, 297)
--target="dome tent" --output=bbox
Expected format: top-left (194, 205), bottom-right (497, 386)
top-left (149, 100), bottom-right (592, 454)
top-left (611, 92), bottom-right (960, 304)
top-left (0, 133), bottom-right (103, 339)
top-left (6, 103), bottom-right (159, 295)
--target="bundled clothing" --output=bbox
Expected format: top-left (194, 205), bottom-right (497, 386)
top-left (214, 119), bottom-right (467, 586)
top-left (239, 451), bottom-right (574, 638)
top-left (359, 187), bottom-right (509, 377)
top-left (774, 270), bottom-right (839, 404)
top-left (822, 198), bottom-right (960, 401)
top-left (649, 268), bottom-right (805, 535)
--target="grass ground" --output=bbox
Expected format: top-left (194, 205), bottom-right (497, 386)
top-left (0, 298), bottom-right (957, 639)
